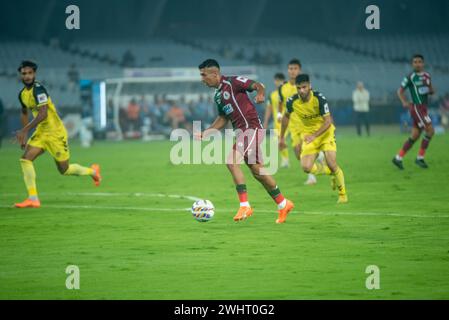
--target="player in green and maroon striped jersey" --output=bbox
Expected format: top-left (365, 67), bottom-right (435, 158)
top-left (392, 54), bottom-right (435, 170)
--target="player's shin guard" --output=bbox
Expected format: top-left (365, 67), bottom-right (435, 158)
top-left (418, 135), bottom-right (432, 159)
top-left (310, 162), bottom-right (332, 176)
top-left (269, 186), bottom-right (286, 209)
top-left (332, 167), bottom-right (346, 196)
top-left (63, 164), bottom-right (94, 176)
top-left (397, 137), bottom-right (417, 159)
top-left (19, 159), bottom-right (38, 200)
top-left (236, 184), bottom-right (249, 207)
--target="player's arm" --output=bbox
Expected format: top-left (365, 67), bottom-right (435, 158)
top-left (199, 115), bottom-right (228, 140)
top-left (234, 76), bottom-right (265, 104)
top-left (429, 77), bottom-right (435, 95)
top-left (263, 98), bottom-right (272, 129)
top-left (277, 85), bottom-right (284, 120)
top-left (249, 81), bottom-right (265, 104)
top-left (16, 105), bottom-right (48, 147)
top-left (304, 114), bottom-right (332, 144)
top-left (279, 96), bottom-right (294, 149)
top-left (20, 106), bottom-right (28, 128)
top-left (397, 76), bottom-right (411, 108)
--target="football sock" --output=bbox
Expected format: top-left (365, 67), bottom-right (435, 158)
top-left (269, 186), bottom-right (286, 210)
top-left (310, 162), bottom-right (332, 175)
top-left (397, 137), bottom-right (417, 160)
top-left (63, 164), bottom-right (94, 176)
top-left (332, 167), bottom-right (346, 196)
top-left (19, 159), bottom-right (38, 200)
top-left (236, 184), bottom-right (250, 207)
top-left (417, 135), bottom-right (432, 160)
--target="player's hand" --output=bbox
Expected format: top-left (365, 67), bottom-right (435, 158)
top-left (254, 94), bottom-right (265, 104)
top-left (278, 137), bottom-right (287, 149)
top-left (304, 134), bottom-right (316, 144)
top-left (193, 131), bottom-right (203, 141)
top-left (276, 112), bottom-right (283, 121)
top-left (15, 129), bottom-right (28, 149)
top-left (403, 101), bottom-right (412, 109)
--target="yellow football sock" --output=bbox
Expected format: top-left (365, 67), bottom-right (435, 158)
top-left (64, 164), bottom-right (94, 176)
top-left (310, 162), bottom-right (332, 175)
top-left (280, 147), bottom-right (289, 162)
top-left (19, 159), bottom-right (38, 199)
top-left (333, 167), bottom-right (346, 195)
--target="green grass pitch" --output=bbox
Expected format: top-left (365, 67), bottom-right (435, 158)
top-left (0, 128), bottom-right (449, 299)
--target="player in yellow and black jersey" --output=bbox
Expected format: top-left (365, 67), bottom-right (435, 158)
top-left (14, 60), bottom-right (102, 208)
top-left (280, 74), bottom-right (348, 203)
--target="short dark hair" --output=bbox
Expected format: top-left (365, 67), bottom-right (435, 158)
top-left (198, 59), bottom-right (220, 69)
top-left (274, 73), bottom-right (285, 80)
top-left (295, 74), bottom-right (310, 84)
top-left (412, 54), bottom-right (424, 61)
top-left (18, 60), bottom-right (38, 72)
top-left (288, 59), bottom-right (302, 67)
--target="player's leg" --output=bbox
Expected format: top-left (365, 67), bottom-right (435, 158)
top-left (276, 125), bottom-right (289, 168)
top-left (415, 106), bottom-right (434, 168)
top-left (246, 162), bottom-right (294, 224)
top-left (293, 135), bottom-right (317, 185)
top-left (15, 145), bottom-right (44, 208)
top-left (226, 148), bottom-right (253, 221)
top-left (47, 133), bottom-right (102, 186)
top-left (392, 126), bottom-right (421, 170)
top-left (324, 150), bottom-right (347, 203)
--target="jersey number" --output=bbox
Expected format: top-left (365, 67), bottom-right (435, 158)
top-left (236, 76), bottom-right (248, 83)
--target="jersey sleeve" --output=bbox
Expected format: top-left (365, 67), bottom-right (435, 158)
top-left (400, 75), bottom-right (411, 89)
top-left (33, 83), bottom-right (50, 107)
top-left (286, 94), bottom-right (298, 114)
top-left (315, 91), bottom-right (330, 116)
top-left (18, 90), bottom-right (27, 113)
top-left (278, 84), bottom-right (284, 103)
top-left (231, 76), bottom-right (256, 93)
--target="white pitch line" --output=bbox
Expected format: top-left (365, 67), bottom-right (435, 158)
top-left (0, 192), bottom-right (201, 202)
top-left (1, 192), bottom-right (448, 219)
top-left (0, 204), bottom-right (448, 219)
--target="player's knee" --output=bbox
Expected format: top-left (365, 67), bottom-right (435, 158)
top-left (328, 163), bottom-right (338, 173)
top-left (301, 163), bottom-right (313, 173)
top-left (426, 126), bottom-right (435, 137)
top-left (58, 164), bottom-right (69, 175)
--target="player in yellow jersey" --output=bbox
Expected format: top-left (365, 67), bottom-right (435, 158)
top-left (263, 73), bottom-right (290, 168)
top-left (278, 59), bottom-right (318, 185)
top-left (280, 74), bottom-right (348, 203)
top-left (13, 61), bottom-right (101, 208)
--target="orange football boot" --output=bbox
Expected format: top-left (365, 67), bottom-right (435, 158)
top-left (276, 199), bottom-right (294, 224)
top-left (233, 206), bottom-right (253, 221)
top-left (91, 164), bottom-right (102, 187)
top-left (14, 198), bottom-right (41, 208)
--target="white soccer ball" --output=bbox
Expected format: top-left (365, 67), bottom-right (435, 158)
top-left (191, 200), bottom-right (215, 222)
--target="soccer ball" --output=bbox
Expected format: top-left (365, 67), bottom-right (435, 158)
top-left (191, 200), bottom-right (215, 222)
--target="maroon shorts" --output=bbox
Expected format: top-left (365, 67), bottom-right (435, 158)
top-left (231, 128), bottom-right (265, 165)
top-left (410, 104), bottom-right (432, 129)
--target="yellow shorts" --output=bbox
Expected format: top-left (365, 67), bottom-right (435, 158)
top-left (301, 126), bottom-right (337, 157)
top-left (27, 129), bottom-right (70, 162)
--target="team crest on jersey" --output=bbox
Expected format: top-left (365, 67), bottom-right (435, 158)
top-left (223, 91), bottom-right (230, 100)
top-left (223, 103), bottom-right (234, 115)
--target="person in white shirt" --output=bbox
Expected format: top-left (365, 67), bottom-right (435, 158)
top-left (352, 82), bottom-right (370, 136)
